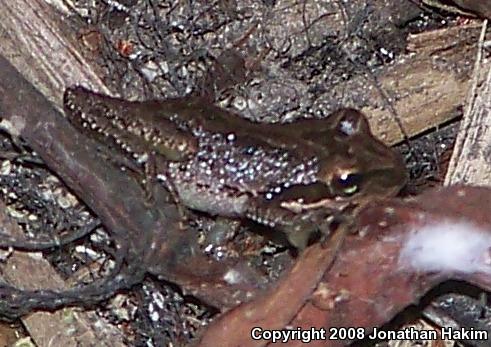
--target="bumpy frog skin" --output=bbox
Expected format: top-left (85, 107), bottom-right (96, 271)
top-left (63, 86), bottom-right (408, 249)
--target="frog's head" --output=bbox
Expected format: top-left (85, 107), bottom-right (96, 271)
top-left (318, 108), bottom-right (407, 203)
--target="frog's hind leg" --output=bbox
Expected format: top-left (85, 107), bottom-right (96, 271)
top-left (98, 148), bottom-right (166, 207)
top-left (145, 154), bottom-right (191, 223)
top-left (94, 143), bottom-right (144, 177)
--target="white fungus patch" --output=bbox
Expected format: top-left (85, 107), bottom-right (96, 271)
top-left (399, 221), bottom-right (491, 274)
top-left (223, 269), bottom-right (243, 284)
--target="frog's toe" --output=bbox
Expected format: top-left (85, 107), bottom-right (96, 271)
top-left (286, 228), bottom-right (315, 251)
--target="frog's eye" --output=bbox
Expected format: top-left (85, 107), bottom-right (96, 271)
top-left (332, 172), bottom-right (362, 196)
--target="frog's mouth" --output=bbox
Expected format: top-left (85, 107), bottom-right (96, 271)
top-left (280, 197), bottom-right (350, 214)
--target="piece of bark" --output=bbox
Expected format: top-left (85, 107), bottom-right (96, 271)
top-left (0, 0), bottom-right (111, 108)
top-left (451, 1), bottom-right (491, 19)
top-left (421, 0), bottom-right (491, 20)
top-left (364, 22), bottom-right (490, 145)
top-left (419, 21), bottom-right (491, 346)
top-left (445, 28), bottom-right (491, 185)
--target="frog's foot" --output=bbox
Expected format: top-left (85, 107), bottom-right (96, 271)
top-left (246, 199), bottom-right (320, 251)
top-left (95, 144), bottom-right (142, 174)
top-left (94, 145), bottom-right (153, 202)
top-left (143, 154), bottom-right (164, 203)
top-left (142, 177), bottom-right (156, 207)
top-left (286, 226), bottom-right (314, 251)
top-left (142, 173), bottom-right (191, 226)
top-left (163, 181), bottom-right (192, 224)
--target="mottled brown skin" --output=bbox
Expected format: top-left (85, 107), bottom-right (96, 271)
top-left (63, 86), bottom-right (407, 249)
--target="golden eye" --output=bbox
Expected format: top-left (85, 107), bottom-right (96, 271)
top-left (333, 172), bottom-right (361, 196)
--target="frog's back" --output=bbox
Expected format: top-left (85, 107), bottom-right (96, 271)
top-left (63, 87), bottom-right (198, 162)
top-left (171, 98), bottom-right (345, 157)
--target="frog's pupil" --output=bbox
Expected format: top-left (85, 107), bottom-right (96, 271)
top-left (336, 172), bottom-right (361, 196)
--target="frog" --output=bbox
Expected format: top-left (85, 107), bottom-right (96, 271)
top-left (63, 86), bottom-right (408, 249)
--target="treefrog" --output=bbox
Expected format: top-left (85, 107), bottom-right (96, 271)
top-left (63, 86), bottom-right (407, 249)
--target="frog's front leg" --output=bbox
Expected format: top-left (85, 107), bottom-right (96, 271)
top-left (246, 201), bottom-right (335, 250)
top-left (246, 184), bottom-right (345, 250)
top-left (246, 201), bottom-right (330, 251)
